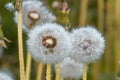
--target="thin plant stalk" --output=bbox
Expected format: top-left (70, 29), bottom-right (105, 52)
top-left (26, 52), bottom-right (32, 80)
top-left (79, 0), bottom-right (88, 80)
top-left (26, 4), bottom-right (39, 80)
top-left (54, 0), bottom-right (70, 80)
top-left (55, 63), bottom-right (60, 80)
top-left (79, 0), bottom-right (88, 26)
top-left (36, 63), bottom-right (44, 80)
top-left (105, 0), bottom-right (114, 74)
top-left (61, 77), bottom-right (64, 80)
top-left (17, 1), bottom-right (25, 80)
top-left (114, 0), bottom-right (120, 74)
top-left (83, 64), bottom-right (87, 80)
top-left (92, 0), bottom-right (104, 80)
top-left (46, 64), bottom-right (52, 80)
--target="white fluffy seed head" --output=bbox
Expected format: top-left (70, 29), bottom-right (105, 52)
top-left (14, 0), bottom-right (55, 33)
top-left (27, 23), bottom-right (72, 64)
top-left (0, 72), bottom-right (13, 80)
top-left (71, 26), bottom-right (105, 63)
top-left (60, 57), bottom-right (83, 79)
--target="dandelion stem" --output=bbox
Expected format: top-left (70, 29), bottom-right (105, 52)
top-left (61, 77), bottom-right (64, 80)
top-left (26, 52), bottom-right (32, 80)
top-left (55, 63), bottom-right (60, 80)
top-left (37, 63), bottom-right (44, 80)
top-left (18, 3), bottom-right (25, 80)
top-left (83, 64), bottom-right (87, 80)
top-left (46, 64), bottom-right (51, 80)
top-left (79, 0), bottom-right (88, 26)
top-left (114, 0), bottom-right (120, 74)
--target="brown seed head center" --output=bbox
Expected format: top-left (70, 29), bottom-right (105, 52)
top-left (42, 36), bottom-right (57, 48)
top-left (81, 39), bottom-right (91, 50)
top-left (28, 11), bottom-right (40, 21)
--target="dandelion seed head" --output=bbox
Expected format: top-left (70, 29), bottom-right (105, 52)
top-left (71, 26), bottom-right (105, 63)
top-left (60, 57), bottom-right (83, 79)
top-left (27, 23), bottom-right (72, 64)
top-left (22, 1), bottom-right (55, 24)
top-left (14, 1), bottom-right (55, 33)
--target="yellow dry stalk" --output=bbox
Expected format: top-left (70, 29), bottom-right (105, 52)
top-left (55, 63), bottom-right (60, 80)
top-left (16, 0), bottom-right (25, 80)
top-left (46, 64), bottom-right (52, 80)
top-left (83, 64), bottom-right (87, 80)
top-left (36, 63), bottom-right (44, 80)
top-left (26, 52), bottom-right (32, 80)
top-left (79, 0), bottom-right (88, 26)
top-left (56, 1), bottom-right (70, 80)
top-left (60, 77), bottom-right (64, 80)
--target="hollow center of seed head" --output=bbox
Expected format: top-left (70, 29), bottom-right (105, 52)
top-left (46, 39), bottom-right (53, 45)
top-left (42, 36), bottom-right (57, 48)
top-left (28, 11), bottom-right (40, 21)
top-left (81, 39), bottom-right (91, 50)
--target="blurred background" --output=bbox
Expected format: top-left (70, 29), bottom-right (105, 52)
top-left (0, 0), bottom-right (120, 80)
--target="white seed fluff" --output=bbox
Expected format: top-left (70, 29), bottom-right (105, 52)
top-left (71, 26), bottom-right (105, 63)
top-left (5, 2), bottom-right (14, 11)
top-left (60, 57), bottom-right (83, 79)
top-left (27, 23), bottom-right (72, 64)
top-left (14, 0), bottom-right (55, 33)
top-left (0, 72), bottom-right (13, 80)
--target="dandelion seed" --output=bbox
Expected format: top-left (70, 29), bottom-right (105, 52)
top-left (27, 23), bottom-right (72, 64)
top-left (5, 2), bottom-right (14, 11)
top-left (71, 26), bottom-right (105, 63)
top-left (60, 57), bottom-right (83, 79)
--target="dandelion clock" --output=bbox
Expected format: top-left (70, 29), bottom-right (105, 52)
top-left (60, 57), bottom-right (83, 79)
top-left (0, 72), bottom-right (13, 80)
top-left (27, 23), bottom-right (72, 64)
top-left (71, 26), bottom-right (105, 63)
top-left (14, 0), bottom-right (55, 32)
